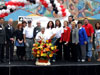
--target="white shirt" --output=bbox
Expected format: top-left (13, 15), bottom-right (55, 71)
top-left (23, 26), bottom-right (34, 38)
top-left (35, 32), bottom-right (47, 41)
top-left (54, 27), bottom-right (64, 38)
top-left (45, 28), bottom-right (55, 40)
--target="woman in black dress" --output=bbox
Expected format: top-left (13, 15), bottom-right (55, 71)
top-left (15, 24), bottom-right (25, 60)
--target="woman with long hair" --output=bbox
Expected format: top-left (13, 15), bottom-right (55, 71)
top-left (45, 21), bottom-right (55, 42)
top-left (54, 19), bottom-right (63, 61)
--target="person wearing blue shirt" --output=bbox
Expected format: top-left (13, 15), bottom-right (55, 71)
top-left (77, 21), bottom-right (88, 62)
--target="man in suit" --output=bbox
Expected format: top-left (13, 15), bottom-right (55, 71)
top-left (5, 19), bottom-right (15, 62)
top-left (0, 17), bottom-right (6, 63)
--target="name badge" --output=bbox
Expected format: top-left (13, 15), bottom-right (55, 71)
top-left (8, 27), bottom-right (11, 29)
top-left (0, 28), bottom-right (3, 30)
top-left (65, 28), bottom-right (67, 30)
top-left (36, 30), bottom-right (38, 32)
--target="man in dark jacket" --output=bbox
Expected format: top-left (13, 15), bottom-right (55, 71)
top-left (5, 19), bottom-right (15, 61)
top-left (0, 17), bottom-right (6, 63)
top-left (33, 21), bottom-right (41, 39)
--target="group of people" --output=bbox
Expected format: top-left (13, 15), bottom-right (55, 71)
top-left (0, 15), bottom-right (100, 63)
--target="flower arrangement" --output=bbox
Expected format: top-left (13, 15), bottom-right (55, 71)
top-left (32, 40), bottom-right (58, 61)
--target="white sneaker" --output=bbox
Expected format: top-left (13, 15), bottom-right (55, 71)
top-left (52, 60), bottom-right (56, 62)
top-left (81, 59), bottom-right (85, 62)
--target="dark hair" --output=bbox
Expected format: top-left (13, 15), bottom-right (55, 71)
top-left (28, 20), bottom-right (32, 24)
top-left (69, 15), bottom-right (73, 19)
top-left (55, 19), bottom-right (61, 28)
top-left (47, 21), bottom-right (54, 29)
top-left (22, 21), bottom-right (27, 24)
top-left (95, 22), bottom-right (100, 29)
top-left (77, 21), bottom-right (82, 24)
top-left (68, 15), bottom-right (74, 21)
top-left (0, 17), bottom-right (4, 20)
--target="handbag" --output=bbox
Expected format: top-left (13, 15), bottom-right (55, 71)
top-left (15, 40), bottom-right (24, 47)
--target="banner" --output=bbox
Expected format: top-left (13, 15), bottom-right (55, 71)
top-left (18, 16), bottom-right (71, 27)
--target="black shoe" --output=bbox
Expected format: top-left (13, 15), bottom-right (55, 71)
top-left (1, 60), bottom-right (5, 63)
top-left (0, 61), bottom-right (2, 63)
top-left (10, 59), bottom-right (14, 62)
top-left (6, 59), bottom-right (9, 62)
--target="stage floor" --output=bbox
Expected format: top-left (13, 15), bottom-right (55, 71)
top-left (0, 61), bottom-right (100, 67)
top-left (0, 61), bottom-right (100, 75)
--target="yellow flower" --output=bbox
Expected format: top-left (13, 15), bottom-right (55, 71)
top-left (49, 54), bottom-right (53, 57)
top-left (37, 51), bottom-right (40, 54)
top-left (55, 46), bottom-right (57, 49)
top-left (49, 43), bottom-right (52, 46)
top-left (32, 48), bottom-right (34, 50)
top-left (51, 47), bottom-right (54, 50)
top-left (41, 53), bottom-right (44, 56)
top-left (41, 43), bottom-right (44, 46)
top-left (46, 40), bottom-right (48, 43)
top-left (43, 53), bottom-right (47, 57)
top-left (46, 44), bottom-right (49, 46)
top-left (39, 46), bottom-right (43, 50)
top-left (41, 53), bottom-right (47, 57)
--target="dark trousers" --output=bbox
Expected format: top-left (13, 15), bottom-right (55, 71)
top-left (17, 46), bottom-right (25, 58)
top-left (0, 44), bottom-right (4, 61)
top-left (69, 42), bottom-right (80, 61)
top-left (71, 43), bottom-right (80, 61)
top-left (6, 41), bottom-right (14, 60)
top-left (77, 45), bottom-right (81, 60)
top-left (55, 38), bottom-right (62, 61)
top-left (62, 42), bottom-right (70, 61)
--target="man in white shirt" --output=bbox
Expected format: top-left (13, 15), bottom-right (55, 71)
top-left (35, 27), bottom-right (47, 42)
top-left (23, 20), bottom-right (34, 61)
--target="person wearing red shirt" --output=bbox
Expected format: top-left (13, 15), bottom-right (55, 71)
top-left (60, 21), bottom-right (71, 61)
top-left (82, 18), bottom-right (94, 62)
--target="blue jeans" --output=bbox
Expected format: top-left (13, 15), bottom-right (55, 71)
top-left (26, 39), bottom-right (34, 60)
top-left (86, 37), bottom-right (93, 58)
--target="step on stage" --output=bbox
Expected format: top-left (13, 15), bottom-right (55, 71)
top-left (0, 61), bottom-right (100, 75)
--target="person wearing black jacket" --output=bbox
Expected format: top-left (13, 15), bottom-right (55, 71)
top-left (0, 17), bottom-right (6, 63)
top-left (33, 21), bottom-right (41, 39)
top-left (5, 19), bottom-right (15, 61)
top-left (15, 24), bottom-right (25, 61)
